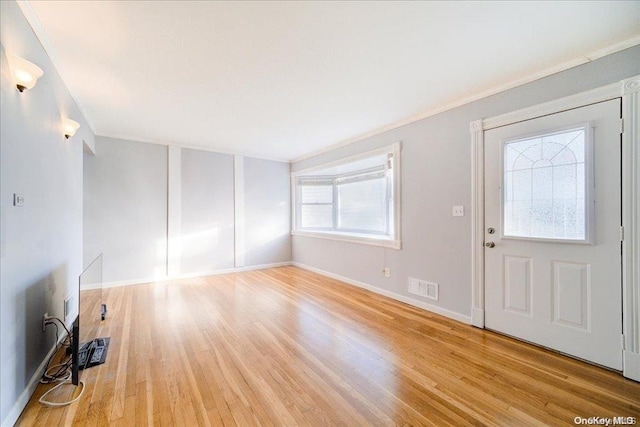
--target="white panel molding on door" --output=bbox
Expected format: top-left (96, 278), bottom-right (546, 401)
top-left (551, 261), bottom-right (591, 331)
top-left (471, 74), bottom-right (640, 380)
top-left (503, 255), bottom-right (533, 317)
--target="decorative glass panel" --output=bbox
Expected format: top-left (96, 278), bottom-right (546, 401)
top-left (503, 127), bottom-right (587, 240)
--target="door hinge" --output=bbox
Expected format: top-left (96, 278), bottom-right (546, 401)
top-left (619, 118), bottom-right (624, 134)
top-left (620, 226), bottom-right (625, 242)
top-left (621, 334), bottom-right (626, 350)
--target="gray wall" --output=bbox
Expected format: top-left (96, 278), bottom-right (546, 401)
top-left (292, 45), bottom-right (640, 318)
top-left (84, 143), bottom-right (292, 283)
top-left (0, 1), bottom-right (94, 424)
top-left (83, 137), bottom-right (168, 283)
top-left (180, 149), bottom-right (235, 273)
top-left (244, 157), bottom-right (292, 266)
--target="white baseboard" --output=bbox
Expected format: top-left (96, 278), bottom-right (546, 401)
top-left (91, 261), bottom-right (293, 290)
top-left (292, 262), bottom-right (472, 325)
top-left (1, 333), bottom-right (68, 427)
top-left (624, 350), bottom-right (640, 382)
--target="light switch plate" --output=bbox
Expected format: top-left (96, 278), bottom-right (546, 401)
top-left (452, 205), bottom-right (464, 217)
top-left (13, 193), bottom-right (24, 207)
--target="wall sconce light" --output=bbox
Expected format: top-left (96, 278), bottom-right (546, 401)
top-left (8, 55), bottom-right (44, 92)
top-left (63, 119), bottom-right (80, 139)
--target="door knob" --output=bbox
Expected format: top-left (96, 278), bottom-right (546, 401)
top-left (485, 242), bottom-right (495, 248)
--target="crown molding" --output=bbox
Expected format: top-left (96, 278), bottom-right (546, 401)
top-left (292, 36), bottom-right (640, 164)
top-left (96, 132), bottom-right (290, 163)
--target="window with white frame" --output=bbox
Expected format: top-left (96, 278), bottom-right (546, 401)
top-left (292, 143), bottom-right (401, 249)
top-left (503, 125), bottom-right (593, 242)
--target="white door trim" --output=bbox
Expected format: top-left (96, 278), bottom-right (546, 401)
top-left (622, 76), bottom-right (640, 381)
top-left (470, 74), bottom-right (640, 381)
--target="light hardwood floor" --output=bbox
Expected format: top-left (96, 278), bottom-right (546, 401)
top-left (17, 266), bottom-right (640, 426)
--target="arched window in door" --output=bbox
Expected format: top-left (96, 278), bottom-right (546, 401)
top-left (503, 125), bottom-right (592, 242)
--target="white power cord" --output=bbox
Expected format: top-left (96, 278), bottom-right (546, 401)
top-left (41, 363), bottom-right (71, 384)
top-left (38, 315), bottom-right (85, 406)
top-left (38, 380), bottom-right (85, 407)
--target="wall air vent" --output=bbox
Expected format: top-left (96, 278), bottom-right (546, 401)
top-left (408, 277), bottom-right (439, 301)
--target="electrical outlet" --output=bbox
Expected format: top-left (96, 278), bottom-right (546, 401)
top-left (383, 267), bottom-right (390, 277)
top-left (42, 313), bottom-right (49, 332)
top-left (64, 297), bottom-right (74, 322)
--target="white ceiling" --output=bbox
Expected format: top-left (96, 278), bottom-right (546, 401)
top-left (23, 1), bottom-right (640, 161)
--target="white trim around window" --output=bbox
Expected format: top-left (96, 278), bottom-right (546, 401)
top-left (291, 142), bottom-right (402, 249)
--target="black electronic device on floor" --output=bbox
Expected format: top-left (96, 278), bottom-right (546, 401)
top-left (78, 337), bottom-right (110, 370)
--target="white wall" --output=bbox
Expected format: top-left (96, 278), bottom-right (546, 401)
top-left (84, 142), bottom-right (292, 284)
top-left (83, 137), bottom-right (168, 283)
top-left (244, 157), bottom-right (292, 266)
top-left (0, 1), bottom-right (94, 424)
top-left (292, 44), bottom-right (640, 320)
top-left (180, 149), bottom-right (235, 273)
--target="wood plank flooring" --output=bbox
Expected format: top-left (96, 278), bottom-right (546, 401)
top-left (17, 266), bottom-right (640, 426)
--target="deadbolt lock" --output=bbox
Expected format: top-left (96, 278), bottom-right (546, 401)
top-left (487, 227), bottom-right (495, 234)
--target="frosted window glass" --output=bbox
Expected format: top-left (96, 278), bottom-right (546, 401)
top-left (301, 185), bottom-right (332, 203)
top-left (337, 177), bottom-right (387, 233)
top-left (503, 127), bottom-right (587, 240)
top-left (301, 205), bottom-right (333, 228)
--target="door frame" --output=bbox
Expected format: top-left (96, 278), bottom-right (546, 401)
top-left (470, 74), bottom-right (640, 381)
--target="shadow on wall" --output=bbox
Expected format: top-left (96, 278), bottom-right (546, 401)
top-left (16, 263), bottom-right (68, 396)
top-left (244, 231), bottom-right (291, 266)
top-left (244, 199), bottom-right (291, 265)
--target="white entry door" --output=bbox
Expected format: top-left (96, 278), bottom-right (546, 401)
top-left (484, 99), bottom-right (622, 370)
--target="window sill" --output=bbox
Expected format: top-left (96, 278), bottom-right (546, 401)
top-left (291, 230), bottom-right (401, 249)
